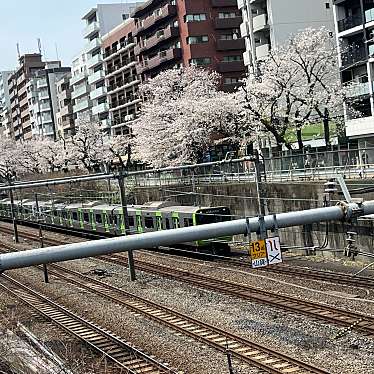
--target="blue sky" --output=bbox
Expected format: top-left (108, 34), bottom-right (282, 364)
top-left (0, 1), bottom-right (134, 71)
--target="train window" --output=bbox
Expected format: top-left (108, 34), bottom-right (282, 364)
top-left (62, 211), bottom-right (68, 219)
top-left (144, 216), bottom-right (154, 229)
top-left (96, 213), bottom-right (103, 224)
top-left (128, 216), bottom-right (135, 226)
top-left (72, 212), bottom-right (78, 221)
top-left (184, 218), bottom-right (193, 227)
top-left (173, 217), bottom-right (179, 228)
top-left (165, 218), bottom-right (170, 229)
top-left (83, 212), bottom-right (90, 222)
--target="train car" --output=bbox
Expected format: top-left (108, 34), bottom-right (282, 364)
top-left (0, 198), bottom-right (233, 253)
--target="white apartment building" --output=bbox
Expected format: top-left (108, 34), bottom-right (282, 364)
top-left (0, 71), bottom-right (13, 138)
top-left (333, 0), bottom-right (374, 148)
top-left (70, 52), bottom-right (91, 121)
top-left (0, 71), bottom-right (12, 110)
top-left (237, 0), bottom-right (335, 74)
top-left (80, 2), bottom-right (142, 129)
top-left (28, 61), bottom-right (71, 139)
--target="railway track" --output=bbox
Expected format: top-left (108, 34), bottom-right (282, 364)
top-left (0, 273), bottom-right (176, 374)
top-left (1, 223), bottom-right (374, 290)
top-left (0, 242), bottom-right (329, 374)
top-left (102, 253), bottom-right (374, 337)
top-left (1, 224), bottom-right (374, 337)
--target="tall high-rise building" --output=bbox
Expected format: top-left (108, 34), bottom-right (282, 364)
top-left (0, 71), bottom-right (12, 110)
top-left (132, 0), bottom-right (246, 91)
top-left (56, 73), bottom-right (75, 138)
top-left (28, 61), bottom-right (71, 139)
top-left (8, 54), bottom-right (45, 141)
top-left (238, 0), bottom-right (334, 75)
top-left (75, 2), bottom-right (142, 130)
top-left (102, 18), bottom-right (141, 135)
top-left (333, 0), bottom-right (374, 147)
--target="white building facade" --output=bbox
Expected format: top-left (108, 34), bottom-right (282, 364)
top-left (333, 0), bottom-right (374, 147)
top-left (80, 3), bottom-right (142, 129)
top-left (237, 0), bottom-right (335, 74)
top-left (28, 61), bottom-right (71, 139)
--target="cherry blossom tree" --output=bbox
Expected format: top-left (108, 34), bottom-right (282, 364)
top-left (0, 138), bottom-right (21, 183)
top-left (69, 117), bottom-right (107, 172)
top-left (132, 66), bottom-right (244, 167)
top-left (238, 27), bottom-right (355, 150)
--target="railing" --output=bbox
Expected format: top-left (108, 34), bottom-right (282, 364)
top-left (124, 147), bottom-right (374, 188)
top-left (338, 14), bottom-right (362, 32)
top-left (341, 45), bottom-right (367, 67)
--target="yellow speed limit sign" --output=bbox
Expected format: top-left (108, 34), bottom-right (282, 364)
top-left (249, 239), bottom-right (268, 268)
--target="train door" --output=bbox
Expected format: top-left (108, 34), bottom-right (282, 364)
top-left (90, 209), bottom-right (96, 231)
top-left (103, 210), bottom-right (110, 233)
top-left (118, 211), bottom-right (126, 235)
top-left (156, 212), bottom-right (163, 230)
top-left (136, 210), bottom-right (143, 233)
top-left (78, 208), bottom-right (84, 229)
top-left (172, 212), bottom-right (180, 228)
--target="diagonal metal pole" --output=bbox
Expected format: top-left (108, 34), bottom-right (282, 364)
top-left (8, 184), bottom-right (19, 243)
top-left (118, 169), bottom-right (136, 281)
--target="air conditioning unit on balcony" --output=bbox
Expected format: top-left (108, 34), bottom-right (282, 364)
top-left (125, 114), bottom-right (135, 121)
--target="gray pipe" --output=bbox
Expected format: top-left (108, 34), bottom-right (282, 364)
top-left (0, 157), bottom-right (253, 191)
top-left (1, 201), bottom-right (373, 272)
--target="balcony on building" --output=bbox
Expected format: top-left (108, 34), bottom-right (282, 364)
top-left (39, 90), bottom-right (49, 100)
top-left (83, 21), bottom-right (100, 38)
top-left (366, 7), bottom-right (374, 23)
top-left (133, 4), bottom-right (177, 36)
top-left (73, 98), bottom-right (90, 113)
top-left (36, 78), bottom-right (48, 89)
top-left (92, 102), bottom-right (109, 115)
top-left (216, 38), bottom-right (245, 51)
top-left (346, 116), bottom-right (374, 137)
top-left (256, 43), bottom-right (270, 59)
top-left (40, 102), bottom-right (51, 112)
top-left (107, 77), bottom-right (140, 94)
top-left (41, 113), bottom-right (52, 124)
top-left (135, 25), bottom-right (179, 55)
top-left (87, 53), bottom-right (103, 69)
top-left (85, 37), bottom-right (101, 53)
top-left (252, 13), bottom-right (268, 32)
top-left (111, 95), bottom-right (141, 111)
top-left (341, 45), bottom-right (367, 67)
top-left (59, 105), bottom-right (72, 117)
top-left (106, 59), bottom-right (136, 76)
top-left (217, 60), bottom-right (245, 73)
top-left (71, 84), bottom-right (89, 100)
top-left (70, 72), bottom-right (87, 86)
top-left (215, 16), bottom-right (242, 29)
top-left (136, 48), bottom-right (182, 74)
top-left (212, 0), bottom-right (238, 6)
top-left (88, 69), bottom-right (105, 85)
top-left (338, 13), bottom-right (362, 33)
top-left (90, 86), bottom-right (107, 101)
top-left (345, 78), bottom-right (372, 98)
top-left (103, 38), bottom-right (135, 60)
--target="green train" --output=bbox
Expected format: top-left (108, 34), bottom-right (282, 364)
top-left (0, 199), bottom-right (232, 253)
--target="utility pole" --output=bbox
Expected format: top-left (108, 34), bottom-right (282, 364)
top-left (225, 341), bottom-right (235, 374)
top-left (8, 183), bottom-right (19, 243)
top-left (118, 169), bottom-right (136, 281)
top-left (254, 151), bottom-right (266, 216)
top-left (35, 193), bottom-right (48, 283)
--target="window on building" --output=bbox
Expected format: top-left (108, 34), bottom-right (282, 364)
top-left (190, 57), bottom-right (211, 66)
top-left (187, 35), bottom-right (209, 44)
top-left (219, 34), bottom-right (234, 40)
top-left (218, 12), bottom-right (238, 18)
top-left (224, 77), bottom-right (240, 84)
top-left (223, 55), bottom-right (243, 62)
top-left (185, 14), bottom-right (207, 22)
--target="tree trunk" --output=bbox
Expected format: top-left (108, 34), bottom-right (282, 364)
top-left (297, 128), bottom-right (303, 150)
top-left (323, 108), bottom-right (331, 148)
